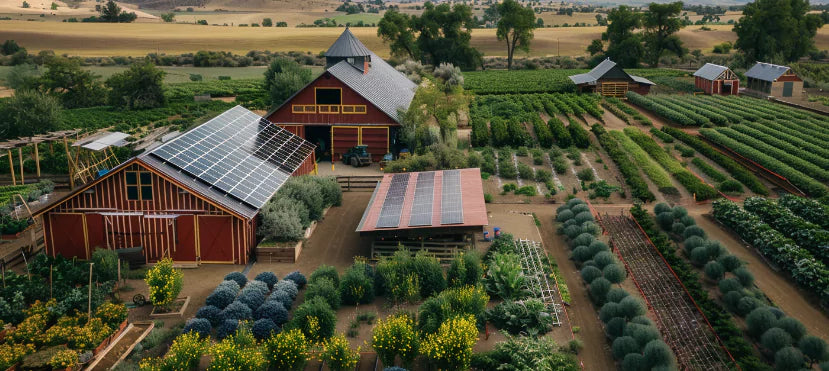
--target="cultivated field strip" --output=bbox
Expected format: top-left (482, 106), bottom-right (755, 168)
top-left (603, 215), bottom-right (733, 371)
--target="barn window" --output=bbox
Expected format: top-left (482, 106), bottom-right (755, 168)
top-left (315, 88), bottom-right (341, 105)
top-left (126, 171), bottom-right (153, 201)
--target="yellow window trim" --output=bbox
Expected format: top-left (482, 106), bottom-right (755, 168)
top-left (125, 170), bottom-right (153, 201)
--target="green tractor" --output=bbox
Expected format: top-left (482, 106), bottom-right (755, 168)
top-left (342, 145), bottom-right (372, 167)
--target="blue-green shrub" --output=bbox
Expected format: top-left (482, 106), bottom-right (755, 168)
top-left (254, 272), bottom-right (279, 289)
top-left (224, 272), bottom-right (248, 287)
top-left (221, 301), bottom-right (252, 321)
top-left (284, 271), bottom-right (307, 288)
top-left (255, 301), bottom-right (289, 325)
top-left (183, 318), bottom-right (211, 338)
top-left (252, 318), bottom-right (279, 340)
top-left (195, 305), bottom-right (222, 326)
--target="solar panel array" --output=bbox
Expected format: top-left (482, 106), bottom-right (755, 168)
top-left (376, 173), bottom-right (410, 228)
top-left (149, 106), bottom-right (315, 210)
top-left (408, 172), bottom-right (435, 226)
top-left (441, 170), bottom-right (464, 224)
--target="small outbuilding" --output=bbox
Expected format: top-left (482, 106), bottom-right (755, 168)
top-left (745, 62), bottom-right (802, 99)
top-left (569, 58), bottom-right (655, 97)
top-left (693, 63), bottom-right (739, 96)
top-left (356, 168), bottom-right (488, 262)
top-left (34, 106), bottom-right (315, 265)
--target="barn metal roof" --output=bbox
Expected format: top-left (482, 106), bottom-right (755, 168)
top-left (746, 62), bottom-right (791, 82)
top-left (327, 52), bottom-right (417, 123)
top-left (72, 131), bottom-right (130, 151)
top-left (356, 168), bottom-right (488, 233)
top-left (325, 27), bottom-right (372, 57)
top-left (693, 63), bottom-right (730, 81)
top-left (568, 58), bottom-right (654, 86)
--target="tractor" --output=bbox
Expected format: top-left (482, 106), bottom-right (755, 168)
top-left (342, 145), bottom-right (372, 167)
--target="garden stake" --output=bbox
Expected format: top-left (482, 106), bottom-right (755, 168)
top-left (50, 264), bottom-right (53, 299)
top-left (88, 262), bottom-right (94, 319)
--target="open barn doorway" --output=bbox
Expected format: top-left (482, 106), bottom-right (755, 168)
top-left (306, 125), bottom-right (332, 162)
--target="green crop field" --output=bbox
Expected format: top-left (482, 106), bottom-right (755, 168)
top-left (463, 68), bottom-right (690, 94)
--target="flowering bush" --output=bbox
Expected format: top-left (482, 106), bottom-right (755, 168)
top-left (263, 328), bottom-right (309, 371)
top-left (422, 315), bottom-right (478, 371)
top-left (266, 290), bottom-right (294, 311)
top-left (372, 314), bottom-right (419, 368)
top-left (139, 332), bottom-right (208, 371)
top-left (196, 305), bottom-right (223, 326)
top-left (183, 318), bottom-right (212, 339)
top-left (9, 313), bottom-right (47, 343)
top-left (221, 301), bottom-right (253, 321)
top-left (252, 318), bottom-right (279, 340)
top-left (339, 262), bottom-right (374, 305)
top-left (289, 297), bottom-right (337, 342)
top-left (0, 343), bottom-right (35, 369)
top-left (274, 280), bottom-right (299, 299)
top-left (254, 272), bottom-right (279, 289)
top-left (208, 325), bottom-right (265, 371)
top-left (255, 301), bottom-right (289, 325)
top-left (284, 271), bottom-right (307, 288)
top-left (418, 285), bottom-right (489, 333)
top-left (48, 349), bottom-right (78, 369)
top-left (319, 333), bottom-right (360, 371)
top-left (224, 272), bottom-right (248, 288)
top-left (146, 258), bottom-right (183, 308)
top-left (95, 302), bottom-right (128, 328)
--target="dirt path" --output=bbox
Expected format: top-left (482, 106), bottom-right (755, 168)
top-left (488, 203), bottom-right (616, 371)
top-left (601, 111), bottom-right (629, 131)
top-left (687, 206), bottom-right (829, 342)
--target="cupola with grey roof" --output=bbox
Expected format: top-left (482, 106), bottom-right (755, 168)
top-left (325, 27), bottom-right (372, 71)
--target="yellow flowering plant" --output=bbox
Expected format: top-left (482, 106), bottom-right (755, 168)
top-left (94, 302), bottom-right (128, 328)
top-left (48, 349), bottom-right (79, 369)
top-left (208, 325), bottom-right (265, 371)
top-left (0, 343), bottom-right (35, 369)
top-left (422, 315), bottom-right (478, 371)
top-left (319, 333), bottom-right (360, 371)
top-left (9, 314), bottom-right (47, 344)
top-left (263, 329), bottom-right (310, 371)
top-left (139, 331), bottom-right (208, 371)
top-left (371, 314), bottom-right (419, 368)
top-left (145, 258), bottom-right (183, 309)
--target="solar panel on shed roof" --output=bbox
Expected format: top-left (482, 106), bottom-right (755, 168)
top-left (441, 170), bottom-right (463, 225)
top-left (149, 106), bottom-right (315, 210)
top-left (376, 173), bottom-right (410, 228)
top-left (408, 172), bottom-right (435, 227)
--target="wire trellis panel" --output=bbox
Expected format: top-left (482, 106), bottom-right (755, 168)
top-left (602, 215), bottom-right (734, 371)
top-left (516, 238), bottom-right (563, 326)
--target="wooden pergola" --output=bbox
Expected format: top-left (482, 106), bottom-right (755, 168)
top-left (0, 130), bottom-right (79, 186)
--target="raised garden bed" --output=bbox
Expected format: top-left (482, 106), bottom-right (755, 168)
top-left (149, 296), bottom-right (190, 318)
top-left (85, 321), bottom-right (155, 370)
top-left (256, 240), bottom-right (303, 263)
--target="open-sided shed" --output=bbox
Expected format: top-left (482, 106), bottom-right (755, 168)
top-left (569, 58), bottom-right (655, 97)
top-left (745, 62), bottom-right (802, 98)
top-left (694, 63), bottom-right (739, 95)
top-left (356, 168), bottom-right (488, 262)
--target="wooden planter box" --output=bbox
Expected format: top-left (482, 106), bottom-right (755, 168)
top-left (256, 240), bottom-right (303, 263)
top-left (149, 297), bottom-right (190, 318)
top-left (4, 363), bottom-right (18, 371)
top-left (92, 319), bottom-right (129, 356)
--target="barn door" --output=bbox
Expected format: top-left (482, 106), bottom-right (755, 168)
top-left (85, 213), bottom-right (106, 252)
top-left (48, 213), bottom-right (88, 259)
top-left (783, 82), bottom-right (793, 97)
top-left (198, 215), bottom-right (234, 263)
top-left (331, 127), bottom-right (359, 162)
top-left (360, 127), bottom-right (388, 162)
top-left (172, 216), bottom-right (197, 263)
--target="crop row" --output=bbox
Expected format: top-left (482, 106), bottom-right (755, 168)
top-left (62, 100), bottom-right (235, 133)
top-left (729, 125), bottom-right (829, 170)
top-left (660, 127), bottom-right (768, 195)
top-left (609, 131), bottom-right (676, 194)
top-left (604, 97), bottom-right (651, 125)
top-left (778, 194), bottom-right (829, 230)
top-left (591, 124), bottom-right (655, 202)
top-left (741, 121), bottom-right (829, 159)
top-left (743, 197), bottom-right (829, 264)
top-left (700, 129), bottom-right (828, 198)
top-left (712, 127), bottom-right (829, 181)
top-left (625, 92), bottom-right (697, 126)
top-left (625, 128), bottom-right (718, 200)
top-left (713, 199), bottom-right (829, 303)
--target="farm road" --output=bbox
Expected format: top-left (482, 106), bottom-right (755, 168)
top-left (689, 207), bottom-right (829, 342)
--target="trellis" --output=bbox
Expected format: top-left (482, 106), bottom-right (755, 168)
top-left (602, 214), bottom-right (734, 371)
top-left (516, 238), bottom-right (563, 326)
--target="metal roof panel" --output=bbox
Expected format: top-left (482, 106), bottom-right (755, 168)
top-left (746, 62), bottom-right (791, 82)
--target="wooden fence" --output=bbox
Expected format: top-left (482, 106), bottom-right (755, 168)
top-left (336, 176), bottom-right (382, 192)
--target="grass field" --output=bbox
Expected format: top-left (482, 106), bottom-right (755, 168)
top-left (4, 20), bottom-right (823, 58)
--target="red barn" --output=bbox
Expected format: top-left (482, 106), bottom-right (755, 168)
top-left (568, 58), bottom-right (655, 97)
top-left (694, 63), bottom-right (739, 95)
top-left (34, 106), bottom-right (315, 265)
top-left (745, 62), bottom-right (803, 99)
top-left (267, 28), bottom-right (417, 162)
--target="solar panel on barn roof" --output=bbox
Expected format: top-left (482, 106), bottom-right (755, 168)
top-left (408, 172), bottom-right (435, 227)
top-left (149, 106), bottom-right (315, 210)
top-left (441, 170), bottom-right (464, 225)
top-left (376, 173), bottom-right (410, 228)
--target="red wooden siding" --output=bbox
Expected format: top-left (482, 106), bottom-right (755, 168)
top-left (267, 72), bottom-right (398, 125)
top-left (695, 76), bottom-right (739, 96)
top-left (41, 161), bottom-right (254, 264)
top-left (361, 127), bottom-right (389, 161)
top-left (332, 127), bottom-right (360, 161)
top-left (777, 74), bottom-right (801, 82)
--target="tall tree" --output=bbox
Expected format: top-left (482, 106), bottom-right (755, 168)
top-left (105, 61), bottom-right (165, 109)
top-left (642, 2), bottom-right (686, 67)
top-left (734, 0), bottom-right (823, 63)
top-left (100, 0), bottom-right (137, 23)
top-left (377, 10), bottom-right (418, 60)
top-left (40, 57), bottom-right (106, 108)
top-left (378, 2), bottom-right (482, 70)
top-left (0, 90), bottom-right (62, 139)
top-left (496, 0), bottom-right (536, 70)
top-left (264, 58), bottom-right (313, 106)
top-left (602, 5), bottom-right (643, 68)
